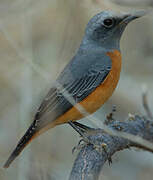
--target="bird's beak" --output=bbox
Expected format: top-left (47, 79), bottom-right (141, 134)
top-left (120, 10), bottom-right (147, 25)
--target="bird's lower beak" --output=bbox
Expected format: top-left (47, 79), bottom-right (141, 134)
top-left (121, 10), bottom-right (147, 25)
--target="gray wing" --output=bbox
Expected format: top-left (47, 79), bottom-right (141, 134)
top-left (35, 58), bottom-right (112, 123)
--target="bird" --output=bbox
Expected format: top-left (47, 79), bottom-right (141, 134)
top-left (3, 10), bottom-right (145, 168)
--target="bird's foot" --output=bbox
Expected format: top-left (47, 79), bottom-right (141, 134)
top-left (69, 121), bottom-right (96, 153)
top-left (68, 121), bottom-right (92, 153)
top-left (69, 121), bottom-right (112, 164)
top-left (72, 139), bottom-right (88, 154)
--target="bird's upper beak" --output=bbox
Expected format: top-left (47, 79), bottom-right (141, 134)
top-left (120, 10), bottom-right (147, 25)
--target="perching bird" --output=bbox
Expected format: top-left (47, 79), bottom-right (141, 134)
top-left (4, 10), bottom-right (145, 168)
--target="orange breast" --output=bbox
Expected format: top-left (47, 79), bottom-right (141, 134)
top-left (53, 49), bottom-right (122, 126)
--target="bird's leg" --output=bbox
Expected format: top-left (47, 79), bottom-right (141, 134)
top-left (69, 121), bottom-right (106, 154)
top-left (68, 121), bottom-right (90, 142)
top-left (69, 121), bottom-right (112, 163)
top-left (68, 121), bottom-right (93, 153)
top-left (73, 121), bottom-right (92, 131)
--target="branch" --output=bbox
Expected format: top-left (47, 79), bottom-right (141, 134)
top-left (69, 115), bottom-right (153, 180)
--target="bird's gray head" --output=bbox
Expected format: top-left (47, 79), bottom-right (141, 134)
top-left (82, 10), bottom-right (146, 50)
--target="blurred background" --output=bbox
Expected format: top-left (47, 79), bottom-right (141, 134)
top-left (0, 0), bottom-right (153, 179)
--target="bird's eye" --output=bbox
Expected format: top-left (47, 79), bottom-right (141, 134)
top-left (103, 18), bottom-right (115, 28)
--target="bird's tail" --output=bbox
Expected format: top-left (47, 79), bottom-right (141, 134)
top-left (3, 114), bottom-right (59, 169)
top-left (3, 120), bottom-right (41, 168)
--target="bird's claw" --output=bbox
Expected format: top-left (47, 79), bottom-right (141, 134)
top-left (72, 139), bottom-right (88, 154)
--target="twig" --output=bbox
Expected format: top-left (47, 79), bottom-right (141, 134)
top-left (142, 87), bottom-right (153, 119)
